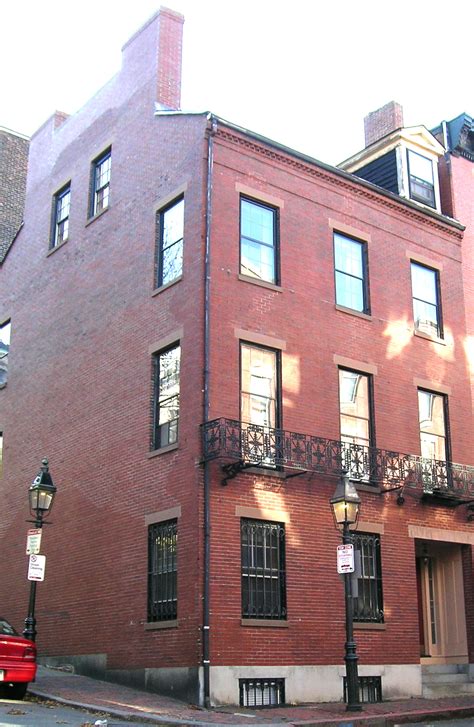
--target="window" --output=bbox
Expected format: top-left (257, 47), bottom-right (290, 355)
top-left (51, 184), bottom-right (71, 248)
top-left (240, 197), bottom-right (278, 284)
top-left (0, 432), bottom-right (3, 479)
top-left (411, 262), bottom-right (442, 338)
top-left (0, 320), bottom-right (11, 386)
top-left (241, 519), bottom-right (286, 619)
top-left (156, 198), bottom-right (184, 287)
top-left (241, 344), bottom-right (279, 429)
top-left (90, 148), bottom-right (111, 216)
top-left (239, 678), bottom-right (285, 707)
top-left (334, 233), bottom-right (369, 313)
top-left (418, 389), bottom-right (448, 462)
top-left (407, 150), bottom-right (435, 207)
top-left (152, 344), bottom-right (180, 449)
top-left (148, 519), bottom-right (177, 621)
top-left (352, 532), bottom-right (384, 623)
top-left (339, 368), bottom-right (373, 479)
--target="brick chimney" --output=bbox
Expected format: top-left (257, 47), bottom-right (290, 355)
top-left (156, 7), bottom-right (184, 110)
top-left (364, 101), bottom-right (404, 147)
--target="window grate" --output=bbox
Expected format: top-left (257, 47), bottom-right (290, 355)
top-left (239, 678), bottom-right (285, 707)
top-left (148, 519), bottom-right (177, 621)
top-left (343, 676), bottom-right (382, 704)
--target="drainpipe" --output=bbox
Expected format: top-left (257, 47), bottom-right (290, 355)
top-left (203, 113), bottom-right (216, 709)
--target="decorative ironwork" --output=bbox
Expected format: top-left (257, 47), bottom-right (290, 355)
top-left (344, 676), bottom-right (382, 704)
top-left (239, 678), bottom-right (285, 707)
top-left (201, 418), bottom-right (474, 499)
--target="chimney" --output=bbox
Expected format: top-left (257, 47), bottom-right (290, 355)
top-left (364, 101), bottom-right (404, 147)
top-left (156, 7), bottom-right (184, 110)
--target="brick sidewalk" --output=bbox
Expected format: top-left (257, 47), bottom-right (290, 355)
top-left (28, 666), bottom-right (474, 726)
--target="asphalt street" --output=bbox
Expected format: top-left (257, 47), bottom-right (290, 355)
top-left (0, 695), bottom-right (160, 727)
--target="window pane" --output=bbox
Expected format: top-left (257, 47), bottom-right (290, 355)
top-left (240, 199), bottom-right (276, 283)
top-left (334, 234), bottom-right (366, 312)
top-left (0, 321), bottom-right (11, 386)
top-left (241, 345), bottom-right (277, 427)
top-left (163, 199), bottom-right (184, 249)
top-left (418, 390), bottom-right (446, 461)
top-left (241, 200), bottom-right (274, 246)
top-left (409, 151), bottom-right (433, 184)
top-left (411, 264), bottom-right (437, 305)
top-left (241, 519), bottom-right (286, 620)
top-left (148, 520), bottom-right (177, 621)
top-left (340, 370), bottom-right (369, 419)
top-left (161, 240), bottom-right (183, 286)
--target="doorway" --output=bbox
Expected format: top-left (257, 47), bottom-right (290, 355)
top-left (415, 540), bottom-right (468, 662)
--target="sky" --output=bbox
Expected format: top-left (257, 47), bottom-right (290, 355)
top-left (1, 0), bottom-right (471, 166)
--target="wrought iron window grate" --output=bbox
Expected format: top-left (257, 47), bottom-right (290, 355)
top-left (343, 676), bottom-right (382, 704)
top-left (148, 519), bottom-right (177, 622)
top-left (239, 678), bottom-right (285, 707)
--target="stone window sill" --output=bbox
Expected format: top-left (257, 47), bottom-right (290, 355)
top-left (144, 620), bottom-right (178, 631)
top-left (147, 442), bottom-right (179, 458)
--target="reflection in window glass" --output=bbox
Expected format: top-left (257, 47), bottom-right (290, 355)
top-left (241, 344), bottom-right (278, 428)
top-left (411, 262), bottom-right (441, 337)
top-left (334, 233), bottom-right (368, 313)
top-left (418, 389), bottom-right (446, 461)
top-left (153, 344), bottom-right (180, 448)
top-left (157, 198), bottom-right (184, 287)
top-left (240, 199), bottom-right (277, 283)
top-left (0, 320), bottom-right (11, 385)
top-left (408, 150), bottom-right (435, 207)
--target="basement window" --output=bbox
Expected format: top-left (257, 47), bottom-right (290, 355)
top-left (239, 678), bottom-right (285, 707)
top-left (343, 675), bottom-right (382, 704)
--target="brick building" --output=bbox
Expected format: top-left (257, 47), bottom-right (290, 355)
top-left (0, 9), bottom-right (473, 708)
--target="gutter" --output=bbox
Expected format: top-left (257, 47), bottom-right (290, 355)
top-left (202, 112), bottom-right (216, 709)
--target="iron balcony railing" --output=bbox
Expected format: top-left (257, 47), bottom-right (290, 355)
top-left (201, 418), bottom-right (474, 498)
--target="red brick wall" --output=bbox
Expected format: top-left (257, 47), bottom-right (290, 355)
top-left (0, 128), bottom-right (29, 262)
top-left (205, 126), bottom-right (473, 668)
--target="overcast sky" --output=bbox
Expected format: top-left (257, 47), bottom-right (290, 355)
top-left (1, 0), bottom-right (471, 166)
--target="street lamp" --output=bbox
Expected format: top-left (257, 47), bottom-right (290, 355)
top-left (330, 471), bottom-right (362, 712)
top-left (23, 459), bottom-right (57, 642)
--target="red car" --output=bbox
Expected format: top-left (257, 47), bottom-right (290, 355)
top-left (0, 618), bottom-right (36, 699)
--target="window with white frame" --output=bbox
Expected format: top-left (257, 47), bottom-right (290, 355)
top-left (90, 148), bottom-right (111, 217)
top-left (411, 262), bottom-right (442, 338)
top-left (51, 184), bottom-right (71, 248)
top-left (156, 197), bottom-right (184, 287)
top-left (240, 197), bottom-right (278, 284)
top-left (334, 233), bottom-right (369, 313)
top-left (407, 150), bottom-right (435, 207)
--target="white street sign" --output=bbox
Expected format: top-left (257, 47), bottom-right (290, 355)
top-left (337, 543), bottom-right (354, 574)
top-left (28, 554), bottom-right (46, 582)
top-left (26, 528), bottom-right (42, 555)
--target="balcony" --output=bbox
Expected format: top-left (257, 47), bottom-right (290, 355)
top-left (201, 418), bottom-right (474, 501)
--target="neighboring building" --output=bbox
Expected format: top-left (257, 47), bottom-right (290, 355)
top-left (0, 126), bottom-right (29, 263)
top-left (1, 12), bottom-right (473, 709)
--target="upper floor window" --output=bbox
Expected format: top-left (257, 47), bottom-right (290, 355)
top-left (334, 233), bottom-right (369, 314)
top-left (411, 262), bottom-right (442, 338)
top-left (152, 344), bottom-right (180, 449)
top-left (418, 389), bottom-right (448, 462)
top-left (148, 519), bottom-right (177, 622)
top-left (241, 343), bottom-right (279, 429)
top-left (352, 532), bottom-right (384, 623)
top-left (240, 198), bottom-right (278, 284)
top-left (0, 432), bottom-right (3, 479)
top-left (90, 148), bottom-right (111, 217)
top-left (51, 184), bottom-right (71, 248)
top-left (0, 320), bottom-right (11, 386)
top-left (407, 150), bottom-right (435, 208)
top-left (339, 368), bottom-right (373, 479)
top-left (156, 198), bottom-right (184, 288)
top-left (241, 518), bottom-right (286, 620)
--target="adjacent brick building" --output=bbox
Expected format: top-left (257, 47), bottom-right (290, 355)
top-left (0, 126), bottom-right (29, 263)
top-left (0, 11), bottom-right (473, 708)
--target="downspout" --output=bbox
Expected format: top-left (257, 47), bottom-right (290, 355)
top-left (203, 113), bottom-right (216, 708)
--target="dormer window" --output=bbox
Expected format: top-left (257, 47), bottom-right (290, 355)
top-left (407, 150), bottom-right (435, 208)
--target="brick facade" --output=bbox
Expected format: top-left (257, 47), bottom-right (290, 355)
top-left (0, 127), bottom-right (29, 262)
top-left (0, 8), bottom-right (473, 708)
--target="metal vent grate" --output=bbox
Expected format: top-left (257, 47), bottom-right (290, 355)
top-left (239, 678), bottom-right (285, 707)
top-left (343, 675), bottom-right (382, 703)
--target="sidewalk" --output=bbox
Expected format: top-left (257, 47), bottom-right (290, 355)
top-left (28, 666), bottom-right (474, 727)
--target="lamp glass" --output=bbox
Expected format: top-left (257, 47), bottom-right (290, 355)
top-left (29, 484), bottom-right (55, 515)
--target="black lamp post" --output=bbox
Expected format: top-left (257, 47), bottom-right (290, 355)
top-left (23, 459), bottom-right (57, 642)
top-left (330, 471), bottom-right (362, 712)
